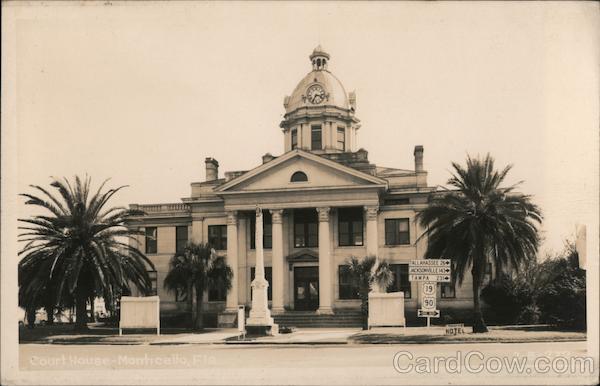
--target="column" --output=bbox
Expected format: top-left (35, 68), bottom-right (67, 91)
top-left (317, 207), bottom-right (333, 314)
top-left (225, 211), bottom-right (239, 311)
top-left (365, 205), bottom-right (379, 257)
top-left (270, 209), bottom-right (284, 314)
top-left (365, 205), bottom-right (380, 292)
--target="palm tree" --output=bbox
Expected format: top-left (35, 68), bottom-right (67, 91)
top-left (163, 243), bottom-right (233, 331)
top-left (417, 154), bottom-right (542, 333)
top-left (18, 176), bottom-right (154, 331)
top-left (345, 255), bottom-right (394, 330)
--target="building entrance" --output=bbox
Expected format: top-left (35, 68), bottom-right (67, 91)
top-left (293, 266), bottom-right (319, 311)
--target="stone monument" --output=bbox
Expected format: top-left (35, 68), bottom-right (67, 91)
top-left (245, 207), bottom-right (278, 335)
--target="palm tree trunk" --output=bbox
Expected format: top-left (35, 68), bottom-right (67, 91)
top-left (471, 268), bottom-right (489, 333)
top-left (74, 290), bottom-right (89, 331)
top-left (194, 286), bottom-right (204, 331)
top-left (44, 298), bottom-right (54, 325)
top-left (89, 296), bottom-right (96, 323)
top-left (188, 282), bottom-right (194, 327)
top-left (27, 306), bottom-right (36, 329)
top-left (360, 286), bottom-right (369, 330)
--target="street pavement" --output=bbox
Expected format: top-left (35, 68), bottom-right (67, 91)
top-left (18, 341), bottom-right (598, 385)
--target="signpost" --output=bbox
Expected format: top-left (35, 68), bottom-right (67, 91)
top-left (409, 259), bottom-right (451, 328)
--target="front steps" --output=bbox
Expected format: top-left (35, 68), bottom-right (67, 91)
top-left (273, 310), bottom-right (363, 328)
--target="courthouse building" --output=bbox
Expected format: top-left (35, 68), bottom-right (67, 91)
top-left (128, 47), bottom-right (478, 327)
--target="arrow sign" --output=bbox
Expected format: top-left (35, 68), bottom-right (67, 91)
top-left (410, 259), bottom-right (451, 267)
top-left (418, 309), bottom-right (440, 318)
top-left (409, 274), bottom-right (451, 282)
top-left (409, 266), bottom-right (451, 275)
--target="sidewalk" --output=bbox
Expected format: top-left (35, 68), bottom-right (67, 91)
top-left (151, 329), bottom-right (240, 345)
top-left (20, 324), bottom-right (586, 346)
top-left (349, 326), bottom-right (587, 344)
top-left (223, 328), bottom-right (359, 345)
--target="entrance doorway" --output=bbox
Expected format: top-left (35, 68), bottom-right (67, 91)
top-left (293, 266), bottom-right (319, 311)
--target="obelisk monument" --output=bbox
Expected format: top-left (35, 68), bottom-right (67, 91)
top-left (246, 207), bottom-right (278, 335)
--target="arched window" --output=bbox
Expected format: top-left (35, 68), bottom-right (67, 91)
top-left (290, 171), bottom-right (308, 182)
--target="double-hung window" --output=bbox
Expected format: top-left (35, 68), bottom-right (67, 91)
top-left (338, 207), bottom-right (363, 246)
top-left (208, 225), bottom-right (227, 250)
top-left (145, 227), bottom-right (157, 254)
top-left (384, 218), bottom-right (410, 245)
top-left (294, 209), bottom-right (318, 248)
top-left (387, 264), bottom-right (411, 298)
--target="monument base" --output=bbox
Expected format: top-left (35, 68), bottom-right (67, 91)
top-left (217, 311), bottom-right (237, 328)
top-left (246, 323), bottom-right (279, 336)
top-left (368, 291), bottom-right (406, 328)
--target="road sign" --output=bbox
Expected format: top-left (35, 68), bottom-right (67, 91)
top-left (409, 266), bottom-right (451, 275)
top-left (422, 295), bottom-right (436, 310)
top-left (410, 259), bottom-right (450, 267)
top-left (418, 309), bottom-right (440, 318)
top-left (409, 274), bottom-right (451, 282)
top-left (421, 282), bottom-right (436, 296)
top-left (445, 323), bottom-right (465, 335)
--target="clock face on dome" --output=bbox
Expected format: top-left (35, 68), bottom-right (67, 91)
top-left (306, 84), bottom-right (326, 104)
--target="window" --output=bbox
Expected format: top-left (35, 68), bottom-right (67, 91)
top-left (387, 264), bottom-right (411, 298)
top-left (250, 211), bottom-right (272, 249)
top-left (440, 282), bottom-right (456, 298)
top-left (291, 129), bottom-right (298, 150)
top-left (338, 265), bottom-right (359, 299)
top-left (145, 227), bottom-right (157, 254)
top-left (294, 209), bottom-right (318, 248)
top-left (175, 226), bottom-right (188, 254)
top-left (338, 207), bottom-right (363, 246)
top-left (208, 225), bottom-right (227, 250)
top-left (148, 270), bottom-right (158, 296)
top-left (337, 127), bottom-right (346, 151)
top-left (208, 286), bottom-right (226, 302)
top-left (250, 267), bottom-right (273, 300)
top-left (311, 125), bottom-right (322, 150)
top-left (290, 171), bottom-right (308, 182)
top-left (385, 218), bottom-right (410, 245)
top-left (383, 198), bottom-right (410, 206)
top-left (175, 288), bottom-right (188, 302)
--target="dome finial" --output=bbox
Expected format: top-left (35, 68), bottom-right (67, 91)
top-left (309, 45), bottom-right (330, 71)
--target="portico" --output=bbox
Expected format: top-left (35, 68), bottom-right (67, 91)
top-left (220, 202), bottom-right (382, 314)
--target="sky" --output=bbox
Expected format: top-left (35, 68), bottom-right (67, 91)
top-left (6, 1), bottom-right (599, 257)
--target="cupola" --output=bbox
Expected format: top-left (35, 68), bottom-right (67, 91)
top-left (310, 45), bottom-right (330, 71)
top-left (280, 46), bottom-right (361, 155)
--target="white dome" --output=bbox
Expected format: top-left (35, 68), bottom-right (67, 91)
top-left (285, 70), bottom-right (350, 114)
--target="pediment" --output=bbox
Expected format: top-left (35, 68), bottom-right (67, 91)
top-left (216, 150), bottom-right (387, 193)
top-left (286, 249), bottom-right (319, 263)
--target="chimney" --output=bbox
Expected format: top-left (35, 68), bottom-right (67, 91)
top-left (262, 153), bottom-right (275, 164)
top-left (205, 157), bottom-right (219, 181)
top-left (414, 145), bottom-right (424, 172)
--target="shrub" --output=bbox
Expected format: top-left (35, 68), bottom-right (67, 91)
top-left (481, 275), bottom-right (523, 324)
top-left (538, 266), bottom-right (586, 330)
